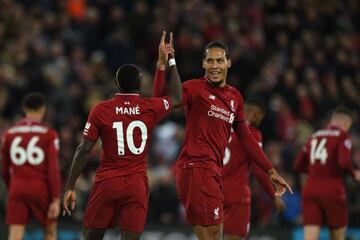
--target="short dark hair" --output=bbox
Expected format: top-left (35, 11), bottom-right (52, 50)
top-left (115, 64), bottom-right (141, 92)
top-left (332, 105), bottom-right (352, 118)
top-left (22, 92), bottom-right (46, 111)
top-left (245, 98), bottom-right (265, 114)
top-left (203, 41), bottom-right (230, 59)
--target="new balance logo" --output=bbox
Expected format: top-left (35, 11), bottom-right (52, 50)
top-left (209, 95), bottom-right (216, 100)
top-left (214, 207), bottom-right (219, 220)
top-left (163, 99), bottom-right (169, 110)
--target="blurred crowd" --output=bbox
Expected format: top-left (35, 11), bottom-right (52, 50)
top-left (0, 0), bottom-right (359, 229)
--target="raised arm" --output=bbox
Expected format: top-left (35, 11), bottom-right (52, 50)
top-left (153, 31), bottom-right (183, 107)
top-left (153, 31), bottom-right (170, 97)
top-left (63, 138), bottom-right (96, 216)
top-left (167, 32), bottom-right (182, 107)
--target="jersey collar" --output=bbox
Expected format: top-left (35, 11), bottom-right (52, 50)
top-left (203, 76), bottom-right (229, 91)
top-left (115, 93), bottom-right (140, 96)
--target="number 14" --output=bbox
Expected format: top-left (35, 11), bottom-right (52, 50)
top-left (310, 138), bottom-right (328, 165)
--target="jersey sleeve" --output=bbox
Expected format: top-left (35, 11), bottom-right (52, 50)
top-left (249, 128), bottom-right (275, 198)
top-left (293, 143), bottom-right (310, 173)
top-left (153, 69), bottom-right (168, 97)
top-left (233, 94), bottom-right (273, 172)
top-left (83, 104), bottom-right (101, 141)
top-left (337, 134), bottom-right (355, 178)
top-left (149, 96), bottom-right (173, 122)
top-left (1, 133), bottom-right (11, 189)
top-left (46, 130), bottom-right (61, 200)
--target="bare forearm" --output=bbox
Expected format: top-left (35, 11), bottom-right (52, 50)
top-left (168, 59), bottom-right (182, 107)
top-left (66, 143), bottom-right (91, 190)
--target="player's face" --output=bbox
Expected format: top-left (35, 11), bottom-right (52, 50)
top-left (343, 116), bottom-right (352, 131)
top-left (245, 105), bottom-right (264, 127)
top-left (202, 48), bottom-right (231, 87)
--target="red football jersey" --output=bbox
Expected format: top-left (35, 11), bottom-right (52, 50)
top-left (294, 125), bottom-right (354, 198)
top-left (1, 119), bottom-right (60, 200)
top-left (222, 125), bottom-right (275, 204)
top-left (176, 78), bottom-right (272, 175)
top-left (83, 93), bottom-right (172, 182)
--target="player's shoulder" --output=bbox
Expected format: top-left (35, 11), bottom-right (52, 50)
top-left (32, 122), bottom-right (58, 138)
top-left (226, 85), bottom-right (243, 102)
top-left (182, 78), bottom-right (205, 87)
top-left (46, 126), bottom-right (58, 137)
top-left (94, 97), bottom-right (115, 108)
top-left (312, 126), bottom-right (348, 140)
top-left (142, 96), bottom-right (171, 110)
top-left (89, 97), bottom-right (118, 113)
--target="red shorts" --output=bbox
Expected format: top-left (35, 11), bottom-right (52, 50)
top-left (302, 195), bottom-right (347, 229)
top-left (83, 174), bottom-right (149, 232)
top-left (6, 181), bottom-right (52, 227)
top-left (176, 167), bottom-right (223, 226)
top-left (223, 185), bottom-right (251, 236)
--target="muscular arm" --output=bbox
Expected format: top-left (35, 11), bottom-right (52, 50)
top-left (168, 59), bottom-right (182, 108)
top-left (153, 31), bottom-right (183, 108)
top-left (65, 138), bottom-right (96, 190)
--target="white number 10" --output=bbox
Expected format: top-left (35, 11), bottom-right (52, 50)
top-left (112, 121), bottom-right (148, 155)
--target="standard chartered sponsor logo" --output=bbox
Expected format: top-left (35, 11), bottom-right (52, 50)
top-left (208, 104), bottom-right (234, 123)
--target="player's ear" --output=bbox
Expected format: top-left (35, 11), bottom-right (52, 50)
top-left (227, 59), bottom-right (232, 68)
top-left (202, 58), bottom-right (206, 69)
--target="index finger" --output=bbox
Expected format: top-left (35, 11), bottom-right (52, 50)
top-left (285, 182), bottom-right (294, 194)
top-left (169, 32), bottom-right (174, 47)
top-left (160, 31), bottom-right (166, 45)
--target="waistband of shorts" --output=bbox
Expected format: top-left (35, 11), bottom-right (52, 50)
top-left (177, 162), bottom-right (221, 175)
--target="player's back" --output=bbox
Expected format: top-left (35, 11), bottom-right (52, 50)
top-left (84, 93), bottom-right (171, 182)
top-left (306, 126), bottom-right (351, 179)
top-left (1, 119), bottom-right (58, 192)
top-left (297, 125), bottom-right (353, 198)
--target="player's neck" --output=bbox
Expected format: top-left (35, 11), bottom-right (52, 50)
top-left (205, 77), bottom-right (226, 88)
top-left (329, 122), bottom-right (346, 132)
top-left (25, 113), bottom-right (43, 122)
